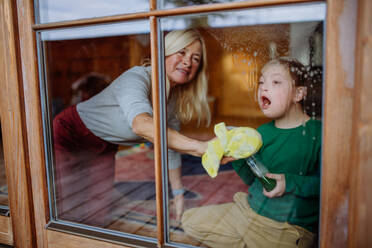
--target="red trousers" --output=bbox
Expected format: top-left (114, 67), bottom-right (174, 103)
top-left (53, 105), bottom-right (118, 227)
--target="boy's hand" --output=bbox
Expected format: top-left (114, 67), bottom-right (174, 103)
top-left (263, 173), bottom-right (286, 198)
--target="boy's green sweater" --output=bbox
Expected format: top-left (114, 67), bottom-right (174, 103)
top-left (232, 119), bottom-right (322, 232)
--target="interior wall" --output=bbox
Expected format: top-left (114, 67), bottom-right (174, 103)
top-left (181, 25), bottom-right (289, 138)
top-left (204, 25), bottom-right (289, 121)
top-left (45, 35), bottom-right (151, 114)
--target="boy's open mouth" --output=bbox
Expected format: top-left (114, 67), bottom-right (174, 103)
top-left (261, 96), bottom-right (271, 107)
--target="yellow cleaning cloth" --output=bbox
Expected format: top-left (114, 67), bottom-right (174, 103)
top-left (201, 122), bottom-right (262, 178)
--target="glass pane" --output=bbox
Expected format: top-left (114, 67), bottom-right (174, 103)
top-left (38, 20), bottom-right (162, 239)
top-left (159, 0), bottom-right (247, 9)
top-left (0, 122), bottom-right (9, 212)
top-left (35, 0), bottom-right (149, 24)
top-left (160, 2), bottom-right (325, 246)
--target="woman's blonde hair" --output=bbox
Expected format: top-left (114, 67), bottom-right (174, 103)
top-left (165, 29), bottom-right (211, 126)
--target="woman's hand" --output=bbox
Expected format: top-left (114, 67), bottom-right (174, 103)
top-left (221, 156), bottom-right (235, 165)
top-left (194, 140), bottom-right (208, 157)
top-left (263, 173), bottom-right (286, 198)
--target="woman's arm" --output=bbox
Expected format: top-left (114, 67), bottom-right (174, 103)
top-left (132, 113), bottom-right (207, 157)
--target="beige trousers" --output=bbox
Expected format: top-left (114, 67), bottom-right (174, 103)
top-left (182, 192), bottom-right (315, 248)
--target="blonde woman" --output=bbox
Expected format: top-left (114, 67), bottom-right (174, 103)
top-left (53, 29), bottom-right (211, 224)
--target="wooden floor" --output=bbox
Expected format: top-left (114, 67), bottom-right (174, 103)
top-left (55, 147), bottom-right (208, 246)
top-left (56, 161), bottom-right (204, 246)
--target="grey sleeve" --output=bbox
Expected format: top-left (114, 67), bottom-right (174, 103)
top-left (113, 67), bottom-right (181, 169)
top-left (111, 67), bottom-right (153, 128)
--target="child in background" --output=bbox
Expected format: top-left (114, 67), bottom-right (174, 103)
top-left (182, 57), bottom-right (322, 248)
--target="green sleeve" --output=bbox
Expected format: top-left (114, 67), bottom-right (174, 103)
top-left (232, 159), bottom-right (255, 186)
top-left (285, 173), bottom-right (320, 197)
top-left (285, 147), bottom-right (321, 197)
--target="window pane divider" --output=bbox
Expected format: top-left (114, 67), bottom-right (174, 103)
top-left (149, 12), bottom-right (172, 246)
top-left (32, 0), bottom-right (321, 31)
top-left (150, 0), bottom-right (157, 11)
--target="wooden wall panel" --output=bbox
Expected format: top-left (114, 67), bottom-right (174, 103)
top-left (320, 0), bottom-right (356, 247)
top-left (349, 0), bottom-right (372, 247)
top-left (16, 0), bottom-right (50, 246)
top-left (0, 0), bottom-right (36, 246)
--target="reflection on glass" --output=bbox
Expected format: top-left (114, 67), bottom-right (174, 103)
top-left (40, 21), bottom-right (162, 238)
top-left (36, 0), bottom-right (149, 24)
top-left (161, 3), bottom-right (324, 247)
top-left (159, 0), bottom-right (246, 9)
top-left (0, 123), bottom-right (9, 211)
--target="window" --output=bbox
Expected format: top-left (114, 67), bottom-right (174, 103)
top-left (35, 1), bottom-right (325, 247)
top-left (161, 5), bottom-right (324, 246)
top-left (37, 20), bottom-right (168, 241)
